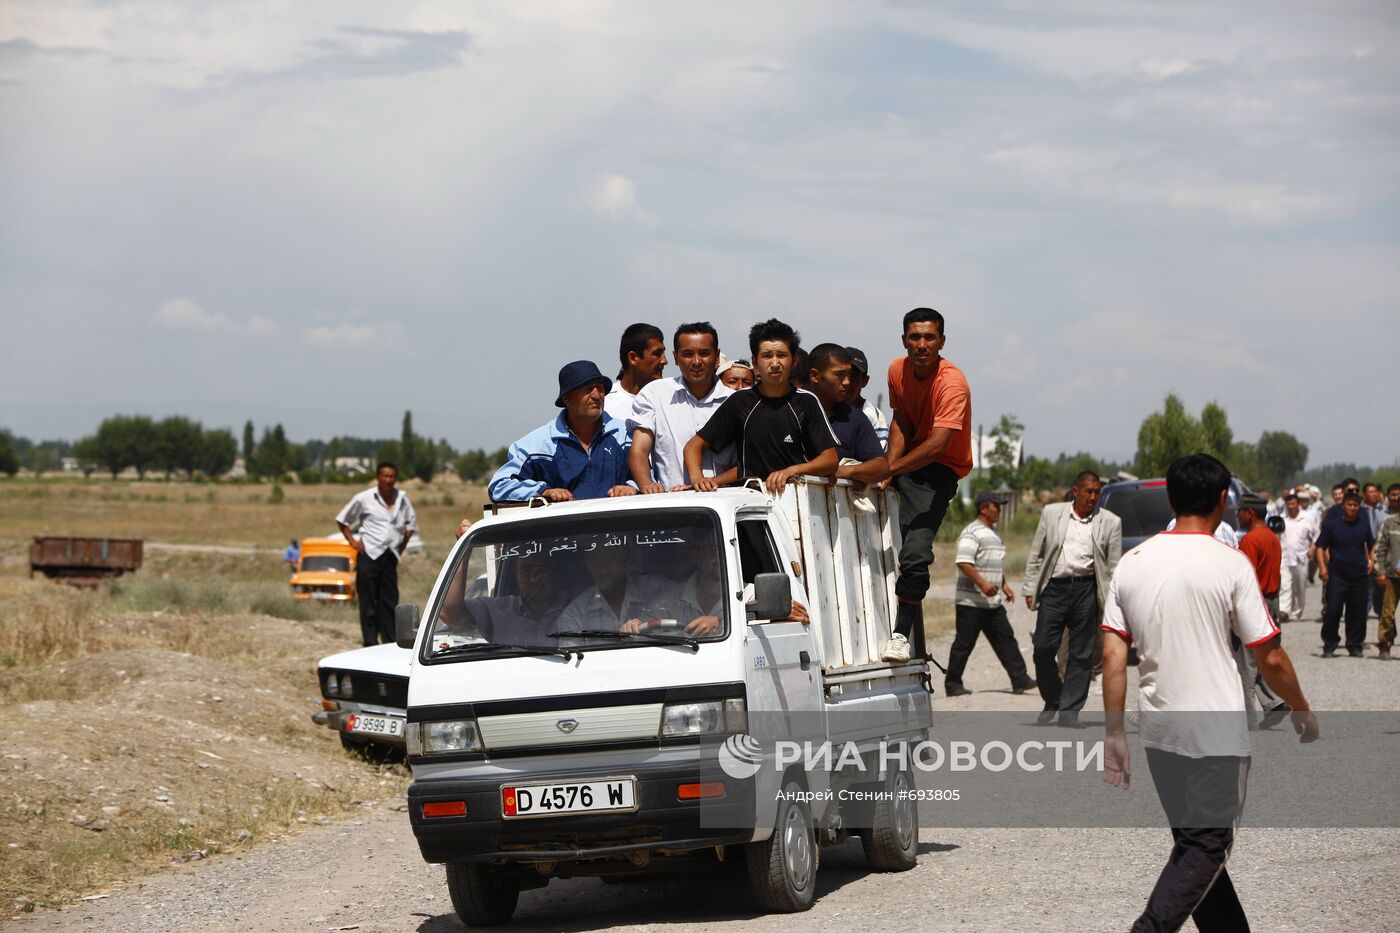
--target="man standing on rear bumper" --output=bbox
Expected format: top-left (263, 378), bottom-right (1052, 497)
top-left (337, 462), bottom-right (418, 647)
top-left (879, 308), bottom-right (974, 664)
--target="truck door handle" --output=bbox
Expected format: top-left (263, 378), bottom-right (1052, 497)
top-left (799, 651), bottom-right (811, 671)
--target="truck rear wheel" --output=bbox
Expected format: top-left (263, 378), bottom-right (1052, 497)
top-left (445, 861), bottom-right (519, 926)
top-left (746, 781), bottom-right (818, 912)
top-left (861, 764), bottom-right (918, 871)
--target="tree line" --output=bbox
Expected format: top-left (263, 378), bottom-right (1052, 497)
top-left (0, 412), bottom-right (510, 485)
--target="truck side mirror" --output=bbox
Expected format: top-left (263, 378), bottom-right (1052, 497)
top-left (395, 603), bottom-right (421, 649)
top-left (747, 573), bottom-right (792, 621)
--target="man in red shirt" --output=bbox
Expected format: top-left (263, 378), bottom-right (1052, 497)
top-left (879, 308), bottom-right (973, 663)
top-left (1237, 493), bottom-right (1290, 727)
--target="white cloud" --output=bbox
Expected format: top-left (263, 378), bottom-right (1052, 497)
top-left (301, 320), bottom-right (406, 350)
top-left (247, 316), bottom-right (281, 338)
top-left (153, 298), bottom-right (233, 332)
top-left (586, 173), bottom-right (656, 226)
top-left (1135, 57), bottom-right (1197, 81)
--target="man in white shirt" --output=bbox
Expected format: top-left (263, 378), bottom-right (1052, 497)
top-left (628, 323), bottom-right (735, 492)
top-left (1022, 471), bottom-right (1122, 726)
top-left (1280, 490), bottom-right (1318, 621)
top-left (603, 323), bottom-right (667, 430)
top-left (335, 462), bottom-right (420, 646)
top-left (1102, 453), bottom-right (1318, 932)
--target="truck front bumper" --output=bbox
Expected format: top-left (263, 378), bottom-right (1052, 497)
top-left (408, 747), bottom-right (755, 864)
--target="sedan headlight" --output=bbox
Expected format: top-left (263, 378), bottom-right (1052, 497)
top-left (661, 698), bottom-right (746, 737)
top-left (324, 671), bottom-right (339, 697)
top-left (408, 719), bottom-right (483, 755)
top-left (339, 673), bottom-right (354, 699)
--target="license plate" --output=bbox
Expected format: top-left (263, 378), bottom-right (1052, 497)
top-left (311, 591), bottom-right (335, 600)
top-left (501, 778), bottom-right (637, 819)
top-left (347, 713), bottom-right (404, 737)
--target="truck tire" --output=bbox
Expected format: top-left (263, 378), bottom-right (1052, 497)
top-left (861, 764), bottom-right (918, 872)
top-left (746, 781), bottom-right (818, 912)
top-left (445, 861), bottom-right (519, 926)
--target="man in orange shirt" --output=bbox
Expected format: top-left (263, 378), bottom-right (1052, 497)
top-left (879, 308), bottom-right (973, 663)
top-left (1238, 493), bottom-right (1290, 727)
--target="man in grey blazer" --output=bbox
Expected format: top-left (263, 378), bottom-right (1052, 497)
top-left (1021, 470), bottom-right (1123, 726)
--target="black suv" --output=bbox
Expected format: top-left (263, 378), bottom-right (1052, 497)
top-left (1099, 476), bottom-right (1251, 554)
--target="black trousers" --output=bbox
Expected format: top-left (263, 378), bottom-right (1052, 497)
top-left (946, 604), bottom-right (1031, 690)
top-left (356, 550), bottom-right (400, 647)
top-left (1031, 576), bottom-right (1097, 713)
top-left (1321, 571), bottom-right (1368, 651)
top-left (893, 462), bottom-right (960, 613)
top-left (1133, 749), bottom-right (1250, 933)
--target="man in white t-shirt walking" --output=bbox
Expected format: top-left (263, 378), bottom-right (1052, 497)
top-left (1101, 453), bottom-right (1318, 932)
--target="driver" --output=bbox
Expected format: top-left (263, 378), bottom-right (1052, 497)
top-left (555, 543), bottom-right (676, 632)
top-left (436, 551), bottom-right (569, 647)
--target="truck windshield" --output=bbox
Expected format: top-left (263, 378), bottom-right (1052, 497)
top-left (425, 509), bottom-right (727, 660)
top-left (300, 555), bottom-right (351, 573)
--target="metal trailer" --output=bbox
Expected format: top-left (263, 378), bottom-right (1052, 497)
top-left (29, 536), bottom-right (144, 585)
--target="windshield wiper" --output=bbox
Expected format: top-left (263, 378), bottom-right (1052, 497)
top-left (432, 641), bottom-right (574, 660)
top-left (548, 629), bottom-right (700, 651)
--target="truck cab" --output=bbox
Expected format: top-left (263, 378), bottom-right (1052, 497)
top-left (400, 480), bottom-right (932, 924)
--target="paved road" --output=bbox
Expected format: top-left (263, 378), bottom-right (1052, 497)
top-left (10, 578), bottom-right (1397, 932)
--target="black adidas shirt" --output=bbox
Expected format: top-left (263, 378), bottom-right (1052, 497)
top-left (696, 388), bottom-right (837, 480)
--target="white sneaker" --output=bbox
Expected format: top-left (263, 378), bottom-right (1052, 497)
top-left (881, 633), bottom-right (911, 663)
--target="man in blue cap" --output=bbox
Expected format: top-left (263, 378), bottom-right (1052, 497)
top-left (488, 361), bottom-right (638, 502)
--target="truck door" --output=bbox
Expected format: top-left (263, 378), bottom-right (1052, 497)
top-left (738, 517), bottom-right (823, 731)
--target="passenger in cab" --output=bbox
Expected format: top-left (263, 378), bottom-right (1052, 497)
top-left (628, 322), bottom-right (735, 493)
top-left (685, 318), bottom-right (838, 495)
top-left (488, 361), bottom-right (637, 503)
top-left (804, 343), bottom-right (889, 488)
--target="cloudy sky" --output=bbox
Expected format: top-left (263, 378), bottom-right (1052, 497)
top-left (2, 1), bottom-right (1396, 465)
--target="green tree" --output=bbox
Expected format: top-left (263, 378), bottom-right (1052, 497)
top-left (401, 411), bottom-right (417, 477)
top-left (1200, 402), bottom-right (1233, 463)
top-left (1134, 393), bottom-right (1205, 477)
top-left (242, 420), bottom-right (257, 479)
top-left (0, 430), bottom-right (19, 477)
top-left (156, 416), bottom-right (204, 477)
top-left (28, 442), bottom-right (63, 477)
top-left (198, 428), bottom-right (238, 478)
top-left (984, 414), bottom-right (1024, 489)
top-left (72, 436), bottom-right (101, 476)
top-left (1256, 431), bottom-right (1309, 489)
top-left (254, 424), bottom-right (290, 478)
top-left (456, 448), bottom-right (490, 483)
top-left (1017, 455), bottom-right (1055, 493)
top-left (126, 415), bottom-right (158, 478)
top-left (376, 440), bottom-right (402, 470)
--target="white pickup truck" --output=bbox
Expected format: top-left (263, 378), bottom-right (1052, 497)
top-left (397, 479), bottom-right (933, 925)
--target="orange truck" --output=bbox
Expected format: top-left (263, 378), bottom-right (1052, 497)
top-left (290, 536), bottom-right (357, 602)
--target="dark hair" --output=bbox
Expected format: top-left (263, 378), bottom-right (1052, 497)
top-left (1166, 453), bottom-right (1231, 518)
top-left (376, 461), bottom-right (398, 476)
top-left (618, 323), bottom-right (664, 378)
top-left (806, 343), bottom-right (851, 373)
top-left (1074, 470), bottom-right (1102, 487)
top-left (1388, 483), bottom-right (1400, 495)
top-left (902, 307), bottom-right (945, 336)
top-left (749, 318), bottom-right (800, 356)
top-left (790, 348), bottom-right (809, 388)
top-left (1341, 476), bottom-right (1360, 489)
top-left (1364, 482), bottom-right (1380, 492)
top-left (1343, 490), bottom-right (1362, 504)
top-left (673, 321), bottom-right (718, 350)
top-left (1331, 483), bottom-right (1345, 493)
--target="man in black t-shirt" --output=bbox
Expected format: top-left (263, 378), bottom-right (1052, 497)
top-left (804, 343), bottom-right (888, 487)
top-left (1316, 490), bottom-right (1376, 657)
top-left (686, 318), bottom-right (838, 494)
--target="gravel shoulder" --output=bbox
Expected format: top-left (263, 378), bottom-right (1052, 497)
top-left (7, 579), bottom-right (1396, 932)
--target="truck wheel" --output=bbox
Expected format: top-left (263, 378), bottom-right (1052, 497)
top-left (445, 861), bottom-right (519, 926)
top-left (861, 764), bottom-right (918, 871)
top-left (746, 781), bottom-right (818, 912)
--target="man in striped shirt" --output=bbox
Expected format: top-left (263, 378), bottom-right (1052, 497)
top-left (944, 491), bottom-right (1036, 697)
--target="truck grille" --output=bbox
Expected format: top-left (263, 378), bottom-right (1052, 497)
top-left (477, 703), bottom-right (664, 750)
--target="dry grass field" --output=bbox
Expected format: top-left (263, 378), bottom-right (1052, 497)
top-left (0, 477), bottom-right (488, 913)
top-left (0, 475), bottom-right (962, 914)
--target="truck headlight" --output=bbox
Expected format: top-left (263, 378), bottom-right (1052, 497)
top-left (409, 719), bottom-right (483, 755)
top-left (339, 674), bottom-right (354, 699)
top-left (324, 672), bottom-right (339, 697)
top-left (661, 698), bottom-right (746, 737)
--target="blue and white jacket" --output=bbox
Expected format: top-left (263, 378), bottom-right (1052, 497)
top-left (488, 413), bottom-right (634, 502)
